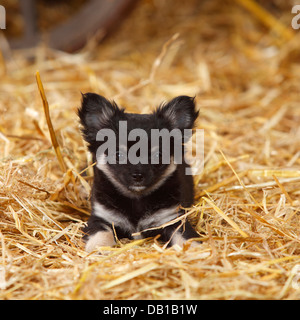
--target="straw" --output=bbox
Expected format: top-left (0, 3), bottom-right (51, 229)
top-left (36, 71), bottom-right (66, 173)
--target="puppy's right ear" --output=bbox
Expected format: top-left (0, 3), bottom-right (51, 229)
top-left (78, 93), bottom-right (121, 148)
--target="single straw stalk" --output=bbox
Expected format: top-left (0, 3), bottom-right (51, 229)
top-left (36, 71), bottom-right (66, 173)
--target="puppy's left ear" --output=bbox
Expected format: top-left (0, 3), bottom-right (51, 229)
top-left (157, 96), bottom-right (199, 130)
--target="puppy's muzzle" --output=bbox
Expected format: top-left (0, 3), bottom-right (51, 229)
top-left (132, 173), bottom-right (144, 183)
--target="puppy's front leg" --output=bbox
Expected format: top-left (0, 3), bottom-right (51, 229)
top-left (83, 217), bottom-right (116, 252)
top-left (162, 220), bottom-right (200, 248)
top-left (85, 230), bottom-right (116, 252)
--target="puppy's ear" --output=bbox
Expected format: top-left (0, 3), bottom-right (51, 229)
top-left (156, 96), bottom-right (199, 130)
top-left (78, 93), bottom-right (121, 147)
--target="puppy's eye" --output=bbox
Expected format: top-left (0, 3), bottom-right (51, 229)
top-left (115, 151), bottom-right (126, 163)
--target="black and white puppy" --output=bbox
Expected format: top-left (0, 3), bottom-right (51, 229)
top-left (78, 93), bottom-right (200, 252)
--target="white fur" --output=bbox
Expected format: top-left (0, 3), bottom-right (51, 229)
top-left (85, 230), bottom-right (116, 252)
top-left (93, 201), bottom-right (134, 233)
top-left (137, 205), bottom-right (179, 232)
top-left (129, 186), bottom-right (146, 191)
top-left (171, 232), bottom-right (186, 247)
top-left (96, 154), bottom-right (177, 199)
top-left (171, 232), bottom-right (200, 249)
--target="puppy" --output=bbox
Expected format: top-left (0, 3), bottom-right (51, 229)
top-left (78, 93), bottom-right (200, 252)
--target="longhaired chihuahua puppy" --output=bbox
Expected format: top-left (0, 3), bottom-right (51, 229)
top-left (78, 93), bottom-right (200, 252)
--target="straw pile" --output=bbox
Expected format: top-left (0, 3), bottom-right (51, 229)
top-left (0, 0), bottom-right (300, 300)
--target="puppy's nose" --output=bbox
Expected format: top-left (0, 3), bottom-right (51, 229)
top-left (132, 173), bottom-right (144, 183)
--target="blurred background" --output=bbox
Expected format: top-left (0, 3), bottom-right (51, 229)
top-left (0, 0), bottom-right (297, 51)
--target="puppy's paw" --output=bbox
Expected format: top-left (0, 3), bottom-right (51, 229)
top-left (85, 230), bottom-right (116, 252)
top-left (171, 232), bottom-right (201, 250)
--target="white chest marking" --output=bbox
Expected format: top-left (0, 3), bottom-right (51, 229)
top-left (93, 201), bottom-right (135, 233)
top-left (137, 205), bottom-right (179, 232)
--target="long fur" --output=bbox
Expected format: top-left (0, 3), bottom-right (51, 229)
top-left (78, 93), bottom-right (200, 252)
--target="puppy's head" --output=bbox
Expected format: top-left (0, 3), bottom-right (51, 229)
top-left (78, 93), bottom-right (198, 198)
